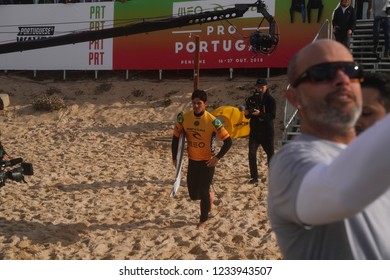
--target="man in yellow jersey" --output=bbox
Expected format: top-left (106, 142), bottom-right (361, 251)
top-left (172, 89), bottom-right (232, 228)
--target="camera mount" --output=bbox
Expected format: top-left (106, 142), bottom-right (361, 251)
top-left (249, 1), bottom-right (280, 55)
top-left (0, 1), bottom-right (279, 56)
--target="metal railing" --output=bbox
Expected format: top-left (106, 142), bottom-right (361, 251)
top-left (280, 19), bottom-right (330, 146)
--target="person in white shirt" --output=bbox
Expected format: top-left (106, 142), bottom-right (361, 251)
top-left (268, 39), bottom-right (390, 259)
top-left (370, 0), bottom-right (390, 58)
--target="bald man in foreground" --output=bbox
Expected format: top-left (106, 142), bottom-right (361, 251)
top-left (268, 39), bottom-right (390, 259)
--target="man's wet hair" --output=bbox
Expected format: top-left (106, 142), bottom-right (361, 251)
top-left (191, 89), bottom-right (207, 102)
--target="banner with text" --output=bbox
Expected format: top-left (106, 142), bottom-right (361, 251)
top-left (0, 0), bottom-right (339, 70)
top-left (0, 3), bottom-right (113, 70)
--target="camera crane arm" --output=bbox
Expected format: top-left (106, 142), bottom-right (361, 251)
top-left (0, 1), bottom-right (277, 55)
top-left (256, 1), bottom-right (276, 40)
top-left (249, 1), bottom-right (279, 55)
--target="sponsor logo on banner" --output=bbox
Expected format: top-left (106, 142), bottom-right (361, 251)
top-left (171, 0), bottom-right (275, 65)
top-left (172, 0), bottom-right (275, 18)
top-left (17, 26), bottom-right (55, 41)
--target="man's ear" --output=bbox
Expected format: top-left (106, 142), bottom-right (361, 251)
top-left (285, 86), bottom-right (301, 109)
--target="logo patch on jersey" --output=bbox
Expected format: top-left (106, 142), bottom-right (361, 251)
top-left (177, 113), bottom-right (184, 124)
top-left (212, 118), bottom-right (223, 130)
top-left (194, 121), bottom-right (199, 126)
top-left (192, 131), bottom-right (202, 140)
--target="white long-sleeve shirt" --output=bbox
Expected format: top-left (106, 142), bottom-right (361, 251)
top-left (372, 0), bottom-right (390, 17)
top-left (268, 112), bottom-right (390, 259)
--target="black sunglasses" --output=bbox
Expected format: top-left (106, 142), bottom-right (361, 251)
top-left (291, 61), bottom-right (364, 88)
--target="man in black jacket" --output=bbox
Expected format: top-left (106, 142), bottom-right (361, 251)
top-left (244, 78), bottom-right (276, 185)
top-left (332, 0), bottom-right (356, 48)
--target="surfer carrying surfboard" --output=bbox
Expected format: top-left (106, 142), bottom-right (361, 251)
top-left (171, 89), bottom-right (232, 229)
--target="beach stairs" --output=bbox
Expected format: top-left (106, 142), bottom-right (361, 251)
top-left (279, 116), bottom-right (301, 147)
top-left (351, 18), bottom-right (390, 72)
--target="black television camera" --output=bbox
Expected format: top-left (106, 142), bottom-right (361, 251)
top-left (0, 158), bottom-right (33, 188)
top-left (245, 94), bottom-right (260, 114)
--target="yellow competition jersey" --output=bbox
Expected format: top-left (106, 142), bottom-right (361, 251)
top-left (173, 110), bottom-right (230, 161)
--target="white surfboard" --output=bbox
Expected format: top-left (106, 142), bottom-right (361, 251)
top-left (170, 132), bottom-right (185, 197)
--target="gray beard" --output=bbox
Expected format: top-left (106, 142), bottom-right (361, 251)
top-left (306, 102), bottom-right (361, 131)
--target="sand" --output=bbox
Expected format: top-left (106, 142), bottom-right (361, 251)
top-left (0, 70), bottom-right (287, 260)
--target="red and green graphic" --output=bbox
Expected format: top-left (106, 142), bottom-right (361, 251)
top-left (112, 0), bottom-right (340, 70)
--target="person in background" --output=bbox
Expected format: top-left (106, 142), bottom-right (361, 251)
top-left (371, 0), bottom-right (390, 58)
top-left (356, 0), bottom-right (372, 19)
top-left (355, 0), bottom-right (372, 19)
top-left (0, 97), bottom-right (4, 115)
top-left (355, 72), bottom-right (390, 135)
top-left (307, 0), bottom-right (324, 23)
top-left (0, 97), bottom-right (10, 161)
top-left (290, 0), bottom-right (306, 23)
top-left (332, 0), bottom-right (356, 48)
top-left (244, 78), bottom-right (276, 185)
top-left (268, 39), bottom-right (390, 259)
top-left (171, 89), bottom-right (232, 229)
